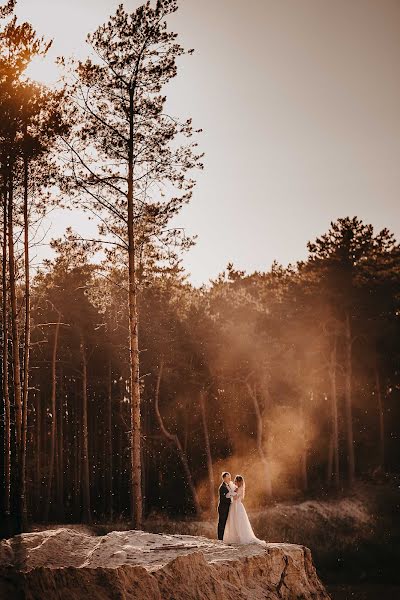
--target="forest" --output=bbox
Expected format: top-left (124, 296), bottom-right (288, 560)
top-left (1, 0), bottom-right (400, 543)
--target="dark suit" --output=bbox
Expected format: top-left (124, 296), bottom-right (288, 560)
top-left (217, 481), bottom-right (231, 540)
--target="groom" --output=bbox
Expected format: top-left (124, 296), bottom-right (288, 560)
top-left (217, 471), bottom-right (233, 540)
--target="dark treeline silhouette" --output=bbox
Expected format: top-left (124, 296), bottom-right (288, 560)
top-left (0, 0), bottom-right (400, 538)
top-left (2, 214), bottom-right (400, 530)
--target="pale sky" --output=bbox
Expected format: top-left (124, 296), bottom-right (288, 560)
top-left (16, 0), bottom-right (400, 285)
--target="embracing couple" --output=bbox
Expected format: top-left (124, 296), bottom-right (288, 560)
top-left (217, 472), bottom-right (266, 545)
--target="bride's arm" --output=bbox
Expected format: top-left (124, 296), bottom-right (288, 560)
top-left (232, 486), bottom-right (239, 500)
top-left (234, 486), bottom-right (243, 500)
top-left (226, 484), bottom-right (238, 499)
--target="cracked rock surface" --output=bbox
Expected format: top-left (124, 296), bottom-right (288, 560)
top-left (0, 527), bottom-right (331, 599)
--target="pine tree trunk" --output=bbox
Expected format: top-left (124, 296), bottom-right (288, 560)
top-left (73, 386), bottom-right (80, 519)
top-left (116, 380), bottom-right (125, 517)
top-left (45, 314), bottom-right (61, 520)
top-left (2, 183), bottom-right (11, 527)
top-left (7, 168), bottom-right (24, 532)
top-left (374, 361), bottom-right (385, 470)
top-left (154, 358), bottom-right (201, 516)
top-left (41, 384), bottom-right (47, 518)
top-left (80, 332), bottom-right (91, 523)
top-left (20, 155), bottom-right (30, 530)
top-left (104, 411), bottom-right (108, 521)
top-left (64, 380), bottom-right (70, 518)
top-left (199, 390), bottom-right (214, 513)
top-left (127, 86), bottom-right (142, 528)
top-left (246, 382), bottom-right (272, 498)
top-left (57, 368), bottom-right (64, 520)
top-left (344, 311), bottom-right (355, 485)
top-left (300, 393), bottom-right (308, 492)
top-left (106, 359), bottom-right (113, 519)
top-left (326, 424), bottom-right (334, 485)
top-left (35, 388), bottom-right (41, 512)
top-left (329, 333), bottom-right (340, 488)
top-left (183, 410), bottom-right (189, 453)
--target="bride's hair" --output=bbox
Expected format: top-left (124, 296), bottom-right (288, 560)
top-left (234, 475), bottom-right (245, 498)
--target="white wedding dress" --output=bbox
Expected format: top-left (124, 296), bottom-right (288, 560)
top-left (223, 484), bottom-right (266, 546)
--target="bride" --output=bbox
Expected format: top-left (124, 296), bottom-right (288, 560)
top-left (223, 475), bottom-right (267, 546)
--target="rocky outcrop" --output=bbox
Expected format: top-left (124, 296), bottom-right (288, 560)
top-left (0, 527), bottom-right (331, 599)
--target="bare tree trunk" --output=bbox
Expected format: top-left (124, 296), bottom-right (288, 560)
top-left (73, 386), bottom-right (80, 519)
top-left (127, 86), bottom-right (142, 529)
top-left (101, 390), bottom-right (106, 518)
top-left (41, 385), bottom-right (47, 517)
top-left (344, 311), bottom-right (355, 486)
top-left (35, 388), bottom-right (41, 511)
top-left (57, 368), bottom-right (64, 520)
top-left (246, 382), bottom-right (272, 498)
top-left (329, 333), bottom-right (340, 488)
top-left (374, 360), bottom-right (385, 470)
top-left (20, 155), bottom-right (30, 529)
top-left (199, 390), bottom-right (214, 513)
top-left (300, 393), bottom-right (308, 492)
top-left (45, 314), bottom-right (61, 520)
top-left (106, 359), bottom-right (113, 519)
top-left (7, 168), bottom-right (24, 531)
top-left (183, 409), bottom-right (189, 454)
top-left (2, 184), bottom-right (11, 525)
top-left (326, 422), bottom-right (334, 485)
top-left (154, 358), bottom-right (201, 516)
top-left (64, 380), bottom-right (70, 518)
top-left (80, 332), bottom-right (91, 523)
top-left (116, 400), bottom-right (121, 517)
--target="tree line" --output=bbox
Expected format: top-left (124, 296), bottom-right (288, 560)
top-left (1, 0), bottom-right (399, 538)
top-left (2, 215), bottom-right (399, 532)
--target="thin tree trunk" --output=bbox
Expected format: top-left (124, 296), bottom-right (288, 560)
top-left (326, 422), bottom-right (334, 485)
top-left (116, 399), bottom-right (121, 517)
top-left (57, 368), bottom-right (64, 520)
top-left (183, 409), bottom-right (189, 454)
top-left (344, 311), bottom-right (355, 486)
top-left (7, 168), bottom-right (24, 531)
top-left (329, 333), bottom-right (340, 488)
top-left (2, 183), bottom-right (11, 524)
top-left (374, 361), bottom-right (385, 470)
top-left (246, 382), bottom-right (272, 498)
top-left (199, 390), bottom-right (214, 513)
top-left (20, 154), bottom-right (30, 529)
top-left (73, 386), bottom-right (80, 518)
top-left (127, 86), bottom-right (142, 529)
top-left (154, 358), bottom-right (201, 516)
top-left (41, 383), bottom-right (47, 518)
top-left (64, 379), bottom-right (70, 518)
top-left (300, 393), bottom-right (308, 492)
top-left (35, 388), bottom-right (41, 511)
top-left (80, 332), bottom-right (91, 523)
top-left (45, 314), bottom-right (61, 520)
top-left (116, 379), bottom-right (125, 517)
top-left (102, 389), bottom-right (106, 518)
top-left (106, 359), bottom-right (113, 519)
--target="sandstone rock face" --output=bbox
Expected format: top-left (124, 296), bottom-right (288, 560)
top-left (0, 528), bottom-right (331, 599)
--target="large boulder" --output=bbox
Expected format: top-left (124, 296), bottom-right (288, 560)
top-left (0, 527), bottom-right (331, 599)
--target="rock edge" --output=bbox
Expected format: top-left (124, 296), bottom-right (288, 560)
top-left (0, 527), bottom-right (331, 599)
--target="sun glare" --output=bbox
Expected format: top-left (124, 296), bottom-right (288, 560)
top-left (24, 54), bottom-right (61, 86)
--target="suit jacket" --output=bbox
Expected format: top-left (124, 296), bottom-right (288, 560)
top-left (217, 482), bottom-right (232, 513)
